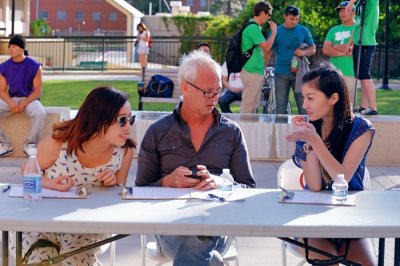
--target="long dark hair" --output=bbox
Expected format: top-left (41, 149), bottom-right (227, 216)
top-left (52, 86), bottom-right (136, 155)
top-left (137, 23), bottom-right (148, 31)
top-left (302, 64), bottom-right (352, 158)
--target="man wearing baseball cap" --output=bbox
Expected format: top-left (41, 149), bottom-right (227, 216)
top-left (323, 1), bottom-right (356, 105)
top-left (0, 35), bottom-right (45, 157)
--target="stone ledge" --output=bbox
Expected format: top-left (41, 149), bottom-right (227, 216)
top-left (0, 107), bottom-right (70, 157)
top-left (366, 115), bottom-right (400, 165)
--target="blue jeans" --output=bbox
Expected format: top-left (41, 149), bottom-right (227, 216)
top-left (275, 73), bottom-right (305, 114)
top-left (155, 235), bottom-right (231, 266)
top-left (218, 90), bottom-right (242, 113)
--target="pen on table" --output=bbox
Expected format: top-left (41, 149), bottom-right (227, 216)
top-left (208, 193), bottom-right (225, 202)
top-left (2, 185), bottom-right (11, 193)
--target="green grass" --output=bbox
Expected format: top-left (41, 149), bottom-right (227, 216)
top-left (42, 80), bottom-right (400, 115)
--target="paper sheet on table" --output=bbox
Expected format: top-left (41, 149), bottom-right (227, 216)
top-left (278, 191), bottom-right (358, 206)
top-left (121, 187), bottom-right (246, 201)
top-left (8, 186), bottom-right (87, 199)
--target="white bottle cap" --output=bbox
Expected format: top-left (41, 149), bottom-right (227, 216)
top-left (28, 148), bottom-right (37, 156)
top-left (337, 174), bottom-right (345, 179)
top-left (222, 168), bottom-right (230, 173)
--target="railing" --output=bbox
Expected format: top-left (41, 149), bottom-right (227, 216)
top-left (10, 36), bottom-right (399, 78)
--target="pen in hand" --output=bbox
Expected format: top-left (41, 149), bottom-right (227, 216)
top-left (2, 185), bottom-right (11, 193)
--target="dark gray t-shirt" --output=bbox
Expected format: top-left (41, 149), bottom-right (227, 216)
top-left (135, 107), bottom-right (255, 188)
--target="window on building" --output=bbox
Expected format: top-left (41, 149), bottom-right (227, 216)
top-left (39, 10), bottom-right (48, 20)
top-left (109, 12), bottom-right (117, 21)
top-left (200, 0), bottom-right (207, 7)
top-left (186, 0), bottom-right (193, 6)
top-left (75, 11), bottom-right (84, 21)
top-left (92, 12), bottom-right (101, 21)
top-left (57, 11), bottom-right (67, 21)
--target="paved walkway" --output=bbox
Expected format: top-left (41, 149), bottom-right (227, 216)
top-left (0, 158), bottom-right (399, 265)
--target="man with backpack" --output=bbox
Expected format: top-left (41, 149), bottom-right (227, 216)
top-left (239, 1), bottom-right (276, 113)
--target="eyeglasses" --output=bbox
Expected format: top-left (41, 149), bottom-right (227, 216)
top-left (116, 115), bottom-right (135, 127)
top-left (186, 81), bottom-right (225, 98)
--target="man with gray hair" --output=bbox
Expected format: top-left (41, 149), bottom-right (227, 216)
top-left (136, 50), bottom-right (255, 265)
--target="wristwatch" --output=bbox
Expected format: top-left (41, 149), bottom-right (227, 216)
top-left (303, 143), bottom-right (313, 154)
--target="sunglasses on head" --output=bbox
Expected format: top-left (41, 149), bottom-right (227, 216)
top-left (117, 115), bottom-right (135, 127)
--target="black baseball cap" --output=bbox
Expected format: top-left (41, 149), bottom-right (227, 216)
top-left (336, 1), bottom-right (355, 11)
top-left (285, 5), bottom-right (300, 16)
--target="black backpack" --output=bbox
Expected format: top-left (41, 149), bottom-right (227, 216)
top-left (225, 21), bottom-right (258, 78)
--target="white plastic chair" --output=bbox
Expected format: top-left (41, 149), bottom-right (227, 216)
top-left (141, 235), bottom-right (239, 266)
top-left (277, 159), bottom-right (307, 266)
top-left (277, 160), bottom-right (373, 266)
top-left (99, 237), bottom-right (116, 266)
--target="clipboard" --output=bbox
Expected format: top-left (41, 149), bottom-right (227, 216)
top-left (278, 190), bottom-right (358, 206)
top-left (8, 186), bottom-right (88, 199)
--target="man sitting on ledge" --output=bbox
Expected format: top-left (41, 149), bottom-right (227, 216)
top-left (0, 35), bottom-right (45, 157)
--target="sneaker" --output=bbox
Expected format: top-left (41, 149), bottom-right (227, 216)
top-left (354, 105), bottom-right (366, 113)
top-left (360, 107), bottom-right (378, 116)
top-left (0, 143), bottom-right (13, 157)
top-left (23, 143), bottom-right (36, 157)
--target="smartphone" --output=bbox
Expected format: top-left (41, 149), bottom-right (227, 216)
top-left (185, 168), bottom-right (201, 179)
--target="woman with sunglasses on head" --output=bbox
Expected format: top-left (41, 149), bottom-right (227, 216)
top-left (10, 86), bottom-right (136, 265)
top-left (285, 64), bottom-right (376, 265)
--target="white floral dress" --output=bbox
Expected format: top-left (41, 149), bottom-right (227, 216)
top-left (9, 143), bottom-right (123, 265)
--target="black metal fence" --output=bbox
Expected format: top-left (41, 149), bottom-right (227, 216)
top-left (17, 36), bottom-right (400, 79)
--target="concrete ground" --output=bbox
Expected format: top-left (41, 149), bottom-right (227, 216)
top-left (0, 158), bottom-right (399, 265)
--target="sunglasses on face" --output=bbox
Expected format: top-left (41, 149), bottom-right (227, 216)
top-left (117, 115), bottom-right (136, 127)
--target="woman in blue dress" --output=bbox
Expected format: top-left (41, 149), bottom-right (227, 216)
top-left (285, 64), bottom-right (377, 265)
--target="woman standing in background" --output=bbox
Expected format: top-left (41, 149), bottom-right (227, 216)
top-left (136, 23), bottom-right (151, 70)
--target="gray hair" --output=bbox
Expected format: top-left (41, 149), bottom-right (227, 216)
top-left (178, 50), bottom-right (221, 85)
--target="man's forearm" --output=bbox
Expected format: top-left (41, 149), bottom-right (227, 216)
top-left (0, 90), bottom-right (13, 106)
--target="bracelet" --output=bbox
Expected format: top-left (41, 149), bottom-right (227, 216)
top-left (303, 143), bottom-right (313, 154)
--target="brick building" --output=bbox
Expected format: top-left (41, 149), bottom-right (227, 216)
top-left (30, 0), bottom-right (142, 36)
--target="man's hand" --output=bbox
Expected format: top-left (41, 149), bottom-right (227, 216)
top-left (161, 166), bottom-right (201, 188)
top-left (9, 101), bottom-right (21, 113)
top-left (345, 44), bottom-right (354, 56)
top-left (345, 0), bottom-right (356, 16)
top-left (294, 49), bottom-right (305, 57)
top-left (268, 21), bottom-right (277, 33)
top-left (17, 100), bottom-right (29, 112)
top-left (192, 165), bottom-right (220, 191)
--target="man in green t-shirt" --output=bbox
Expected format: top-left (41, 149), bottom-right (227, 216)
top-left (240, 1), bottom-right (277, 113)
top-left (346, 0), bottom-right (379, 115)
top-left (323, 1), bottom-right (356, 104)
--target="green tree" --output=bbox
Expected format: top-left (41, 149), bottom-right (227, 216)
top-left (30, 19), bottom-right (51, 36)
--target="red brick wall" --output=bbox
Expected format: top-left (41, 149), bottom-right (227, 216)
top-left (30, 0), bottom-right (126, 34)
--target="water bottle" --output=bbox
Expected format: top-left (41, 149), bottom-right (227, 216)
top-left (218, 169), bottom-right (234, 196)
top-left (23, 148), bottom-right (42, 202)
top-left (290, 55), bottom-right (298, 73)
top-left (332, 174), bottom-right (348, 202)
